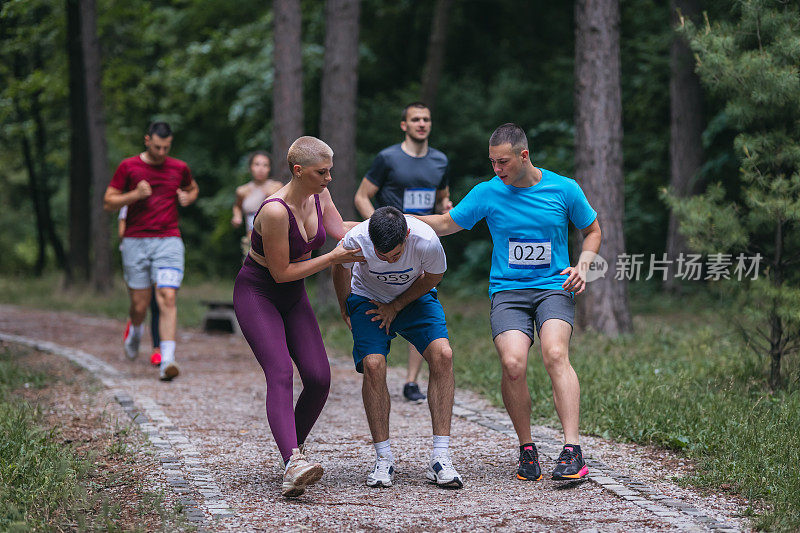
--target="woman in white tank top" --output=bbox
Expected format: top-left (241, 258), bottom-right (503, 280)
top-left (232, 151), bottom-right (284, 243)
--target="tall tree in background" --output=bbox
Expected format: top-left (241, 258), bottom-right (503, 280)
top-left (664, 0), bottom-right (704, 291)
top-left (317, 0), bottom-right (360, 310)
top-left (12, 52), bottom-right (69, 276)
top-left (420, 0), bottom-right (452, 112)
top-left (66, 0), bottom-right (91, 282)
top-left (80, 0), bottom-right (112, 292)
top-left (574, 0), bottom-right (632, 334)
top-left (272, 0), bottom-right (303, 177)
top-left (677, 0), bottom-right (800, 389)
top-left (1, 1), bottom-right (69, 276)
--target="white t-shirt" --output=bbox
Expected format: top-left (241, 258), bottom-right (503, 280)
top-left (342, 215), bottom-right (447, 303)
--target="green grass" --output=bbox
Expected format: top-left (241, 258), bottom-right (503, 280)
top-left (316, 285), bottom-right (800, 531)
top-left (0, 345), bottom-right (191, 531)
top-left (4, 274), bottom-right (799, 529)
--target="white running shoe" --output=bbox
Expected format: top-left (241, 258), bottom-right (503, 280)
top-left (123, 321), bottom-right (140, 360)
top-left (159, 360), bottom-right (180, 381)
top-left (426, 454), bottom-right (463, 488)
top-left (282, 448), bottom-right (323, 498)
top-left (366, 455), bottom-right (395, 488)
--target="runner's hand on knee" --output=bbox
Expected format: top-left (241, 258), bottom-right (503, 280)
top-left (367, 300), bottom-right (399, 333)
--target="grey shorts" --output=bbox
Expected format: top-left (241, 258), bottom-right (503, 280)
top-left (490, 289), bottom-right (575, 341)
top-left (120, 237), bottom-right (185, 290)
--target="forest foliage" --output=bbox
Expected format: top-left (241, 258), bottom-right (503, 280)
top-left (1, 0), bottom-right (739, 279)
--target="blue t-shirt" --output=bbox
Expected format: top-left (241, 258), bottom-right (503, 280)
top-left (449, 169), bottom-right (597, 296)
top-left (365, 144), bottom-right (449, 215)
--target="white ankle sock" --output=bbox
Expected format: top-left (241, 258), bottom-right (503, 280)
top-left (130, 323), bottom-right (144, 339)
top-left (374, 439), bottom-right (393, 461)
top-left (160, 340), bottom-right (175, 363)
top-left (432, 435), bottom-right (450, 459)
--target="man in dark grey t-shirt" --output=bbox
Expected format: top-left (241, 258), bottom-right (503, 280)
top-left (354, 102), bottom-right (453, 403)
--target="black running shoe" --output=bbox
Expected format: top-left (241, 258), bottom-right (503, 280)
top-left (552, 444), bottom-right (588, 480)
top-left (403, 382), bottom-right (426, 403)
top-left (516, 443), bottom-right (542, 481)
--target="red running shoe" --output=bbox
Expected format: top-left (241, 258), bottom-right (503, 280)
top-left (123, 320), bottom-right (140, 360)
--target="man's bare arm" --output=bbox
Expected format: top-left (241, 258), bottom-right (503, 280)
top-left (435, 187), bottom-right (453, 213)
top-left (366, 272), bottom-right (444, 332)
top-left (561, 218), bottom-right (602, 295)
top-left (354, 177), bottom-right (379, 219)
top-left (103, 182), bottom-right (151, 211)
top-left (177, 179), bottom-right (199, 207)
top-left (332, 263), bottom-right (354, 329)
top-left (415, 213), bottom-right (464, 237)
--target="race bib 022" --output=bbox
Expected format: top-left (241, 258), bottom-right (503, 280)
top-left (402, 188), bottom-right (436, 214)
top-left (508, 238), bottom-right (551, 270)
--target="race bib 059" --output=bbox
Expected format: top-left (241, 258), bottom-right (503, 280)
top-left (508, 238), bottom-right (551, 270)
top-left (370, 267), bottom-right (414, 285)
top-left (402, 188), bottom-right (436, 214)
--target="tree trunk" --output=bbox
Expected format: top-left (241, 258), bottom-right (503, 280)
top-left (420, 0), bottom-right (452, 112)
top-left (66, 0), bottom-right (91, 282)
top-left (12, 53), bottom-right (48, 276)
top-left (20, 132), bottom-right (48, 275)
top-left (272, 0), bottom-right (304, 177)
top-left (574, 0), bottom-right (632, 335)
top-left (79, 0), bottom-right (112, 292)
top-left (14, 48), bottom-right (69, 277)
top-left (664, 0), bottom-right (705, 291)
top-left (317, 0), bottom-right (360, 312)
top-left (32, 90), bottom-right (70, 275)
top-left (768, 219), bottom-right (784, 390)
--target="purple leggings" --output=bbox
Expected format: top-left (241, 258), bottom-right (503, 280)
top-left (233, 256), bottom-right (331, 463)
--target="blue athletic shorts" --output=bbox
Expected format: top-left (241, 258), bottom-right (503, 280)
top-left (346, 290), bottom-right (449, 373)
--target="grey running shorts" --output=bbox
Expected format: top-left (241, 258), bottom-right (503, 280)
top-left (120, 236), bottom-right (185, 290)
top-left (490, 288), bottom-right (575, 341)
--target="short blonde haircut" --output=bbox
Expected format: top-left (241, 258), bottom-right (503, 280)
top-left (286, 136), bottom-right (333, 173)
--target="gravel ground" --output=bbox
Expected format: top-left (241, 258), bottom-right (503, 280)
top-left (0, 305), bottom-right (750, 531)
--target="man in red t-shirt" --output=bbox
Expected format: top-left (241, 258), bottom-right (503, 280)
top-left (103, 122), bottom-right (199, 381)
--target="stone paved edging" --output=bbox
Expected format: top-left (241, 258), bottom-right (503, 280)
top-left (0, 333), bottom-right (241, 531)
top-left (3, 330), bottom-right (742, 532)
top-left (451, 400), bottom-right (740, 532)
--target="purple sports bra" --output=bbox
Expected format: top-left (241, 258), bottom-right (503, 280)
top-left (250, 195), bottom-right (326, 261)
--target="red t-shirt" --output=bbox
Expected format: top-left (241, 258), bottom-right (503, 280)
top-left (109, 155), bottom-right (193, 238)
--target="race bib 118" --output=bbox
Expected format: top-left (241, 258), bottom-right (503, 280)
top-left (508, 238), bottom-right (551, 270)
top-left (403, 188), bottom-right (436, 214)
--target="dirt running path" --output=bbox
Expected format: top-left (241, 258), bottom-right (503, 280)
top-left (0, 305), bottom-right (747, 532)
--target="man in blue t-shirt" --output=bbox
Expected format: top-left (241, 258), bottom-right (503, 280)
top-left (418, 123), bottom-right (602, 482)
top-left (355, 102), bottom-right (454, 404)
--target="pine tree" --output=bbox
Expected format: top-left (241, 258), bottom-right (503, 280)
top-left (674, 0), bottom-right (800, 389)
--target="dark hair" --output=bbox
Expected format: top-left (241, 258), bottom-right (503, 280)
top-left (369, 206), bottom-right (408, 254)
top-left (489, 123), bottom-right (528, 153)
top-left (401, 101), bottom-right (429, 121)
top-left (248, 150), bottom-right (271, 168)
top-left (147, 121), bottom-right (172, 138)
